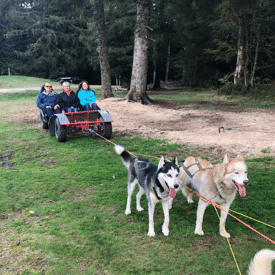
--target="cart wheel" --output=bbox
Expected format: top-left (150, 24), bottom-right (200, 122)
top-left (55, 118), bottom-right (67, 142)
top-left (98, 122), bottom-right (112, 139)
top-left (40, 110), bottom-right (49, 129)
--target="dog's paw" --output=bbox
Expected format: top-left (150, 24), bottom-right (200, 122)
top-left (162, 227), bottom-right (169, 236)
top-left (220, 230), bottom-right (230, 238)
top-left (125, 209), bottom-right (131, 215)
top-left (136, 206), bottom-right (144, 212)
top-left (187, 199), bottom-right (194, 203)
top-left (147, 230), bottom-right (155, 237)
top-left (195, 228), bottom-right (204, 236)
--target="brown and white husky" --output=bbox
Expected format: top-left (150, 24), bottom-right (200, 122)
top-left (170, 154), bottom-right (249, 238)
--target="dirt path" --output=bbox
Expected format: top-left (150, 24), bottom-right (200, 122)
top-left (97, 98), bottom-right (275, 158)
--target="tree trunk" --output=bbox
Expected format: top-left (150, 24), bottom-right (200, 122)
top-left (125, 0), bottom-right (151, 104)
top-left (250, 26), bottom-right (260, 87)
top-left (94, 0), bottom-right (113, 99)
top-left (165, 42), bottom-right (170, 83)
top-left (234, 24), bottom-right (243, 84)
top-left (244, 27), bottom-right (249, 88)
top-left (153, 50), bottom-right (161, 90)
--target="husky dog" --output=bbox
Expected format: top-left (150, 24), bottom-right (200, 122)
top-left (115, 145), bottom-right (180, 237)
top-left (248, 249), bottom-right (275, 275)
top-left (171, 154), bottom-right (249, 238)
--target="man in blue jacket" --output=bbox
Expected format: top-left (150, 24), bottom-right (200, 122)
top-left (36, 83), bottom-right (60, 118)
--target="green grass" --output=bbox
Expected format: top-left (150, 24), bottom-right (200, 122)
top-left (120, 88), bottom-right (275, 110)
top-left (1, 90), bottom-right (275, 274)
top-left (0, 76), bottom-right (60, 89)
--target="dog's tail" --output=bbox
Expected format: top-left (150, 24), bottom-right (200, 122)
top-left (247, 249), bottom-right (275, 275)
top-left (115, 145), bottom-right (133, 169)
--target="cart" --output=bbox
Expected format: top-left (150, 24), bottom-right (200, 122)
top-left (47, 109), bottom-right (113, 142)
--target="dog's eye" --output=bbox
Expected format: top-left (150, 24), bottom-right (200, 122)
top-left (167, 174), bottom-right (172, 177)
top-left (235, 171), bottom-right (239, 174)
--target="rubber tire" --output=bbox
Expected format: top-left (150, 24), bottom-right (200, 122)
top-left (98, 122), bottom-right (112, 139)
top-left (55, 118), bottom-right (67, 142)
top-left (40, 110), bottom-right (49, 129)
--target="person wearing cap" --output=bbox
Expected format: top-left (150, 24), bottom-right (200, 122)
top-left (77, 80), bottom-right (98, 111)
top-left (36, 83), bottom-right (60, 118)
top-left (57, 82), bottom-right (81, 113)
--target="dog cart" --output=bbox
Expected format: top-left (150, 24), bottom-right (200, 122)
top-left (47, 110), bottom-right (113, 142)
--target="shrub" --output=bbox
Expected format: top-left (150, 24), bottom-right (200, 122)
top-left (218, 82), bottom-right (246, 96)
top-left (218, 82), bottom-right (275, 100)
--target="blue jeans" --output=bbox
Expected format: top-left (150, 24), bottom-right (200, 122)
top-left (64, 107), bottom-right (78, 113)
top-left (43, 107), bottom-right (61, 118)
top-left (82, 103), bottom-right (98, 111)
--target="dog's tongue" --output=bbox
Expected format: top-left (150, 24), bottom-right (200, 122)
top-left (239, 185), bottom-right (246, 197)
top-left (169, 188), bottom-right (176, 198)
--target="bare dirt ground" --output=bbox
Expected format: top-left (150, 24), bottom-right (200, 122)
top-left (96, 97), bottom-right (275, 159)
top-left (11, 96), bottom-right (275, 160)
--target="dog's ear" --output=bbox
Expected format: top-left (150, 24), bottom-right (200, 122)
top-left (158, 156), bottom-right (165, 170)
top-left (223, 154), bottom-right (229, 173)
top-left (172, 156), bottom-right (179, 167)
top-left (223, 154), bottom-right (229, 165)
top-left (235, 153), bottom-right (244, 162)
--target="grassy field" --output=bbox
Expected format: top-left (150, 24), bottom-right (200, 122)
top-left (147, 89), bottom-right (275, 110)
top-left (1, 84), bottom-right (275, 274)
top-left (0, 76), bottom-right (60, 89)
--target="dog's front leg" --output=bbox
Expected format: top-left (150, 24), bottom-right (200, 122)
top-left (147, 199), bottom-right (156, 237)
top-left (168, 198), bottom-right (173, 210)
top-left (195, 198), bottom-right (209, 236)
top-left (219, 202), bottom-right (231, 238)
top-left (162, 200), bottom-right (170, 236)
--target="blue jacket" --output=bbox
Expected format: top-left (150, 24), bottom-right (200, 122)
top-left (78, 89), bottom-right (96, 106)
top-left (37, 91), bottom-right (59, 110)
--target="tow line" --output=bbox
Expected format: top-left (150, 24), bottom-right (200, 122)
top-left (87, 128), bottom-right (137, 158)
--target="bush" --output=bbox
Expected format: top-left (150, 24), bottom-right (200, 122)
top-left (218, 82), bottom-right (275, 100)
top-left (218, 82), bottom-right (246, 96)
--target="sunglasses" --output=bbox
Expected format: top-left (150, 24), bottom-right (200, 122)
top-left (45, 86), bottom-right (52, 88)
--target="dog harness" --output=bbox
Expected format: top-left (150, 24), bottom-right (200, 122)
top-left (151, 179), bottom-right (162, 200)
top-left (182, 158), bottom-right (207, 178)
top-left (182, 158), bottom-right (226, 201)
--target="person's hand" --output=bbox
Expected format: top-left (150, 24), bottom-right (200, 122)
top-left (71, 106), bottom-right (74, 109)
top-left (62, 110), bottom-right (65, 114)
top-left (54, 105), bottom-right (60, 110)
top-left (46, 106), bottom-right (52, 108)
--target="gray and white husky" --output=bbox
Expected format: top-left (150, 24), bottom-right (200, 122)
top-left (115, 145), bottom-right (180, 237)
